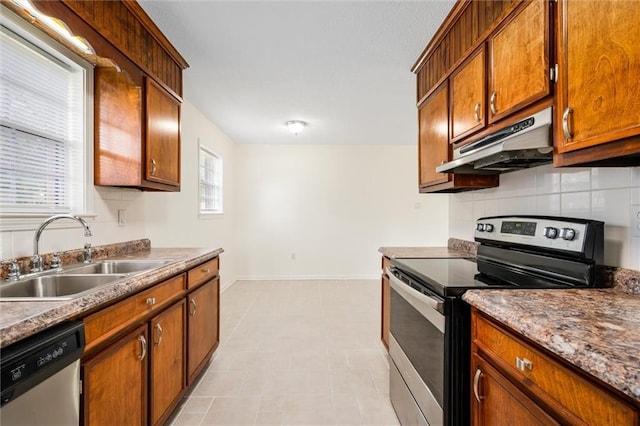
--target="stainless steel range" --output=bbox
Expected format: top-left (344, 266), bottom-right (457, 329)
top-left (387, 215), bottom-right (605, 426)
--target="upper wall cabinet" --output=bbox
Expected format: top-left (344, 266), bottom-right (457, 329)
top-left (554, 0), bottom-right (640, 167)
top-left (412, 0), bottom-right (555, 193)
top-left (10, 0), bottom-right (189, 191)
top-left (487, 0), bottom-right (550, 123)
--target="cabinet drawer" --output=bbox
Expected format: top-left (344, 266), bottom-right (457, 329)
top-left (84, 274), bottom-right (186, 353)
top-left (187, 258), bottom-right (219, 289)
top-left (473, 313), bottom-right (637, 425)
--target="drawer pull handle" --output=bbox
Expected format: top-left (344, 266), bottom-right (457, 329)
top-left (202, 268), bottom-right (210, 273)
top-left (515, 356), bottom-right (533, 372)
top-left (474, 102), bottom-right (481, 122)
top-left (138, 335), bottom-right (147, 361)
top-left (146, 297), bottom-right (156, 306)
top-left (150, 159), bottom-right (157, 176)
top-left (154, 323), bottom-right (163, 345)
top-left (473, 368), bottom-right (484, 403)
top-left (189, 299), bottom-right (197, 316)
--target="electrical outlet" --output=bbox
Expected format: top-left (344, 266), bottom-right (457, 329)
top-left (631, 206), bottom-right (640, 237)
top-left (118, 209), bottom-right (126, 226)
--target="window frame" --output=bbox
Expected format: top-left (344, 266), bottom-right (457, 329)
top-left (0, 5), bottom-right (94, 232)
top-left (198, 142), bottom-right (223, 217)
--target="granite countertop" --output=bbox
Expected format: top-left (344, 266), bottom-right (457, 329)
top-left (0, 246), bottom-right (223, 348)
top-left (463, 289), bottom-right (640, 403)
top-left (379, 238), bottom-right (479, 259)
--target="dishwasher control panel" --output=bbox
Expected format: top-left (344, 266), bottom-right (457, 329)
top-left (1, 322), bottom-right (85, 406)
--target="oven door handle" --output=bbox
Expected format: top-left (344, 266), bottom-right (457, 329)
top-left (387, 268), bottom-right (446, 333)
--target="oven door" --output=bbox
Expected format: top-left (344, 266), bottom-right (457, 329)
top-left (388, 268), bottom-right (445, 426)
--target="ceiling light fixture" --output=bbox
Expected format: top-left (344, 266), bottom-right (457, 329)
top-left (285, 120), bottom-right (307, 135)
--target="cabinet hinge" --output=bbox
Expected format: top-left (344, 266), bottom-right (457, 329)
top-left (79, 379), bottom-right (83, 395)
top-left (550, 64), bottom-right (558, 83)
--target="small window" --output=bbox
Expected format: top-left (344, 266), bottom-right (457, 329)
top-left (199, 145), bottom-right (223, 215)
top-left (0, 10), bottom-right (92, 218)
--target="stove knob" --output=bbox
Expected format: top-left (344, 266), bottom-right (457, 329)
top-left (559, 227), bottom-right (576, 241)
top-left (476, 223), bottom-right (485, 232)
top-left (484, 224), bottom-right (494, 232)
top-left (543, 227), bottom-right (558, 239)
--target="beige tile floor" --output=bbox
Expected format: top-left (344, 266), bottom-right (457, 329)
top-left (169, 279), bottom-right (400, 426)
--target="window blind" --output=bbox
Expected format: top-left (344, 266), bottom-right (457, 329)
top-left (0, 25), bottom-right (84, 214)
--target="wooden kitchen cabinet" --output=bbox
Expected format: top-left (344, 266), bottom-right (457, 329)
top-left (149, 300), bottom-right (186, 426)
top-left (471, 354), bottom-right (558, 426)
top-left (187, 277), bottom-right (220, 384)
top-left (381, 257), bottom-right (391, 350)
top-left (419, 81), bottom-right (499, 193)
top-left (419, 82), bottom-right (450, 189)
top-left (487, 0), bottom-right (550, 123)
top-left (554, 0), bottom-right (640, 166)
top-left (82, 325), bottom-right (148, 426)
top-left (471, 309), bottom-right (639, 425)
top-left (450, 47), bottom-right (486, 142)
top-left (145, 78), bottom-right (181, 187)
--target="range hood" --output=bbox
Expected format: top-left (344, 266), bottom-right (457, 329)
top-left (436, 107), bottom-right (553, 174)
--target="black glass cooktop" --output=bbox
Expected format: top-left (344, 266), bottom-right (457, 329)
top-left (391, 257), bottom-right (573, 298)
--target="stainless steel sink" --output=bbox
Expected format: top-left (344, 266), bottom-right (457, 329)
top-left (62, 260), bottom-right (169, 275)
top-left (0, 274), bottom-right (126, 301)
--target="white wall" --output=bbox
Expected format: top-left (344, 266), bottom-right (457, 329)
top-left (0, 187), bottom-right (148, 260)
top-left (449, 165), bottom-right (640, 269)
top-left (235, 144), bottom-right (449, 279)
top-left (144, 101), bottom-right (237, 289)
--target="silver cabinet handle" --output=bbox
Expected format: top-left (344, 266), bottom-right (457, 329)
top-left (146, 297), bottom-right (156, 306)
top-left (489, 92), bottom-right (497, 115)
top-left (138, 335), bottom-right (147, 361)
top-left (154, 323), bottom-right (163, 345)
top-left (150, 158), bottom-right (157, 176)
top-left (515, 356), bottom-right (533, 372)
top-left (474, 102), bottom-right (481, 122)
top-left (189, 299), bottom-right (197, 316)
top-left (562, 107), bottom-right (574, 139)
top-left (473, 368), bottom-right (484, 403)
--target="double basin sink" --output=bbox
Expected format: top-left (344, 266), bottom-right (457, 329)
top-left (0, 260), bottom-right (170, 301)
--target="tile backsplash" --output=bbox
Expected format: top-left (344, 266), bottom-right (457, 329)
top-left (450, 165), bottom-right (640, 269)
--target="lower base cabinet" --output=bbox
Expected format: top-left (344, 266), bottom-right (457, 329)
top-left (80, 258), bottom-right (220, 425)
top-left (82, 325), bottom-right (148, 426)
top-left (187, 277), bottom-right (219, 384)
top-left (471, 309), bottom-right (639, 425)
top-left (150, 300), bottom-right (186, 426)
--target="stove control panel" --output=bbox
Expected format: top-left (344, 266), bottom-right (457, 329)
top-left (474, 216), bottom-right (603, 256)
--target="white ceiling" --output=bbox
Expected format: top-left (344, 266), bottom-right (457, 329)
top-left (139, 0), bottom-right (455, 145)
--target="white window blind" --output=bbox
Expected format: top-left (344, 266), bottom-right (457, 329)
top-left (0, 24), bottom-right (85, 215)
top-left (199, 145), bottom-right (223, 214)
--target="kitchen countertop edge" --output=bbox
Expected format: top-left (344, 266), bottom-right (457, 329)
top-left (0, 247), bottom-right (223, 348)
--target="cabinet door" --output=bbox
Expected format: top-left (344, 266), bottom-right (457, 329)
top-left (150, 300), bottom-right (186, 426)
top-left (145, 77), bottom-right (181, 187)
top-left (187, 278), bottom-right (220, 384)
top-left (488, 0), bottom-right (550, 122)
top-left (555, 0), bottom-right (640, 153)
top-left (82, 325), bottom-right (147, 426)
top-left (451, 48), bottom-right (486, 141)
top-left (471, 355), bottom-right (559, 426)
top-left (419, 82), bottom-right (450, 188)
top-left (94, 67), bottom-right (143, 187)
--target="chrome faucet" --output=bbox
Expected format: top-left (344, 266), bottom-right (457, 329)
top-left (32, 214), bottom-right (92, 272)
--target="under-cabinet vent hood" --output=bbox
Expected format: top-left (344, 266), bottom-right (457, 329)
top-left (436, 107), bottom-right (553, 174)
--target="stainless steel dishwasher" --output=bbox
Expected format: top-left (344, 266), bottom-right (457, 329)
top-left (1, 321), bottom-right (85, 426)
